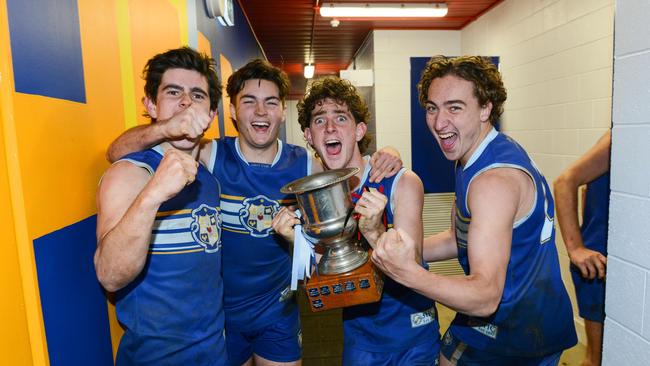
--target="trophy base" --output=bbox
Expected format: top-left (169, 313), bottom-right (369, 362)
top-left (304, 257), bottom-right (384, 312)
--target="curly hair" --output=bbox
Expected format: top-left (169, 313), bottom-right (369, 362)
top-left (143, 47), bottom-right (221, 119)
top-left (297, 77), bottom-right (372, 153)
top-left (417, 56), bottom-right (507, 126)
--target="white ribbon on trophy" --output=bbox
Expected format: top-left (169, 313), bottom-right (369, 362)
top-left (290, 210), bottom-right (316, 291)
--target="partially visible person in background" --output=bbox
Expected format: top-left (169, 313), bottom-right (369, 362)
top-left (554, 130), bottom-right (611, 366)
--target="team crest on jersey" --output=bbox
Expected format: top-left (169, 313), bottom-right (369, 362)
top-left (239, 195), bottom-right (280, 237)
top-left (190, 204), bottom-right (222, 253)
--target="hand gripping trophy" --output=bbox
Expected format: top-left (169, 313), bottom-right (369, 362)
top-left (281, 167), bottom-right (384, 312)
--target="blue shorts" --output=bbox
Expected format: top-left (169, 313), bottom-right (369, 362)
top-left (570, 264), bottom-right (606, 322)
top-left (226, 309), bottom-right (301, 365)
top-left (343, 338), bottom-right (440, 366)
top-left (440, 330), bottom-right (561, 366)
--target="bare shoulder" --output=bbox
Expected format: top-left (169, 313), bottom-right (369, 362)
top-left (96, 161), bottom-right (152, 239)
top-left (468, 168), bottom-right (530, 218)
top-left (396, 170), bottom-right (423, 193)
top-left (472, 167), bottom-right (530, 194)
top-left (98, 161), bottom-right (151, 199)
top-left (394, 170), bottom-right (424, 206)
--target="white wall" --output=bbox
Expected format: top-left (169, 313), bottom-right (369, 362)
top-left (461, 0), bottom-right (615, 344)
top-left (372, 30), bottom-right (460, 168)
top-left (603, 1), bottom-right (650, 364)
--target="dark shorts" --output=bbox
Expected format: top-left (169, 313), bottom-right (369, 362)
top-left (570, 264), bottom-right (606, 322)
top-left (342, 337), bottom-right (440, 366)
top-left (226, 309), bottom-right (301, 365)
top-left (439, 329), bottom-right (561, 366)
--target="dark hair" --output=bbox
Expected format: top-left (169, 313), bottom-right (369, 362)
top-left (417, 56), bottom-right (507, 125)
top-left (225, 59), bottom-right (290, 130)
top-left (143, 47), bottom-right (221, 118)
top-left (226, 59), bottom-right (290, 103)
top-left (297, 76), bottom-right (372, 153)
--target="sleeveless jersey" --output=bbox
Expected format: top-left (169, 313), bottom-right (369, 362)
top-left (343, 157), bottom-right (440, 352)
top-left (115, 146), bottom-right (227, 365)
top-left (581, 172), bottom-right (610, 255)
top-left (208, 137), bottom-right (311, 329)
top-left (450, 129), bottom-right (577, 356)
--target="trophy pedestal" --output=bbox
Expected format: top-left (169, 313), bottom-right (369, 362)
top-left (304, 257), bottom-right (384, 312)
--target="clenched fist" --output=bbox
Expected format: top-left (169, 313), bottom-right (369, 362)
top-left (145, 149), bottom-right (199, 204)
top-left (161, 104), bottom-right (214, 140)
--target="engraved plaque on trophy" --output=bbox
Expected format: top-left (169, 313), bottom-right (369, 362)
top-left (281, 168), bottom-right (384, 312)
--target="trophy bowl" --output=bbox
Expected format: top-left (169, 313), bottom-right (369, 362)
top-left (281, 167), bottom-right (368, 275)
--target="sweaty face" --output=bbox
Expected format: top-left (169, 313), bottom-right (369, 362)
top-left (147, 68), bottom-right (212, 151)
top-left (424, 74), bottom-right (492, 165)
top-left (231, 79), bottom-right (285, 154)
top-left (304, 98), bottom-right (366, 170)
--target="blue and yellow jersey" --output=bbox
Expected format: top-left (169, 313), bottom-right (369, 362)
top-left (208, 137), bottom-right (311, 330)
top-left (343, 157), bottom-right (440, 352)
top-left (115, 146), bottom-right (226, 365)
top-left (451, 129), bottom-right (577, 356)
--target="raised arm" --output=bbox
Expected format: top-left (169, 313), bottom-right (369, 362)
top-left (373, 168), bottom-right (526, 317)
top-left (95, 149), bottom-right (198, 292)
top-left (106, 104), bottom-right (215, 162)
top-left (553, 130), bottom-right (610, 279)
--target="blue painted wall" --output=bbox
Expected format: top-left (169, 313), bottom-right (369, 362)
top-left (410, 56), bottom-right (500, 194)
top-left (7, 0), bottom-right (86, 103)
top-left (33, 215), bottom-right (113, 366)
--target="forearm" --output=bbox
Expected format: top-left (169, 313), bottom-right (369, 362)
top-left (553, 176), bottom-right (585, 253)
top-left (106, 123), bottom-right (166, 162)
top-left (405, 268), bottom-right (501, 317)
top-left (423, 229), bottom-right (458, 262)
top-left (360, 225), bottom-right (385, 249)
top-left (95, 193), bottom-right (161, 292)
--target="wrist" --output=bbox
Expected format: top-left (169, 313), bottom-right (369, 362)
top-left (153, 119), bottom-right (171, 140)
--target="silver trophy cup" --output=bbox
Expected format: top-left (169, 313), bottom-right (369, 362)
top-left (281, 167), bottom-right (368, 275)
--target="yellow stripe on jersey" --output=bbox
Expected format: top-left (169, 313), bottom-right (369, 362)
top-left (222, 227), bottom-right (251, 234)
top-left (156, 208), bottom-right (192, 217)
top-left (221, 193), bottom-right (245, 201)
top-left (221, 194), bottom-right (295, 205)
top-left (455, 206), bottom-right (470, 222)
top-left (150, 248), bottom-right (204, 255)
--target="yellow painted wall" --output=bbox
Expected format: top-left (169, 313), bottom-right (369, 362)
top-left (0, 0), bottom-right (261, 362)
top-left (0, 96), bottom-right (34, 366)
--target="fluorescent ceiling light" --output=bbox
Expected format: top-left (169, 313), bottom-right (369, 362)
top-left (320, 2), bottom-right (448, 18)
top-left (304, 64), bottom-right (315, 79)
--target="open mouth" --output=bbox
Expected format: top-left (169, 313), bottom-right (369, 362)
top-left (437, 132), bottom-right (457, 151)
top-left (252, 121), bottom-right (270, 132)
top-left (324, 138), bottom-right (342, 155)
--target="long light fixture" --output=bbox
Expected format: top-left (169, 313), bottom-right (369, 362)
top-left (319, 2), bottom-right (448, 18)
top-left (304, 64), bottom-right (315, 79)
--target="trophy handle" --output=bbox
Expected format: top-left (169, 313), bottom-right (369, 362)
top-left (341, 207), bottom-right (356, 236)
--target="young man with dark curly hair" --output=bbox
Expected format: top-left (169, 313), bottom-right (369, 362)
top-left (273, 76), bottom-right (441, 366)
top-left (371, 56), bottom-right (577, 365)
